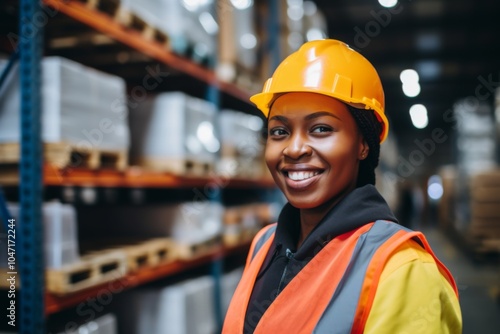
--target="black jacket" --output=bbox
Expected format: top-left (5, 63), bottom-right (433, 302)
top-left (243, 184), bottom-right (398, 333)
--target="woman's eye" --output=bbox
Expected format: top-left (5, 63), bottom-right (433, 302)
top-left (269, 128), bottom-right (288, 136)
top-left (311, 126), bottom-right (332, 133)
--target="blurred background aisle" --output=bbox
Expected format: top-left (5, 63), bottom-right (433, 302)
top-left (421, 226), bottom-right (500, 334)
top-left (0, 0), bottom-right (499, 333)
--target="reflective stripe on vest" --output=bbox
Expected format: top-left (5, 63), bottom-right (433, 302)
top-left (315, 220), bottom-right (410, 333)
top-left (223, 220), bottom-right (458, 334)
top-left (251, 224), bottom-right (277, 261)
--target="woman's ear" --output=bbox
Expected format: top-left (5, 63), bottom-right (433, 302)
top-left (358, 138), bottom-right (369, 160)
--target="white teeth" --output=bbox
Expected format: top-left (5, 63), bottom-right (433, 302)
top-left (288, 171), bottom-right (319, 181)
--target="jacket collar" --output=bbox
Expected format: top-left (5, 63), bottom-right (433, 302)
top-left (274, 184), bottom-right (398, 260)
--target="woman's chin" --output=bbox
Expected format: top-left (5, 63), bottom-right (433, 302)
top-left (287, 197), bottom-right (323, 210)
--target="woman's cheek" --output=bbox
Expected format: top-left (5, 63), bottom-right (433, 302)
top-left (264, 142), bottom-right (278, 168)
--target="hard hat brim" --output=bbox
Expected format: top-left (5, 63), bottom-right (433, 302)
top-left (250, 91), bottom-right (389, 143)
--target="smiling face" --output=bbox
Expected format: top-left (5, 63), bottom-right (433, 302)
top-left (265, 92), bottom-right (368, 211)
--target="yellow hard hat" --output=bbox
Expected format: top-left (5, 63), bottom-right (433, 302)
top-left (251, 39), bottom-right (389, 143)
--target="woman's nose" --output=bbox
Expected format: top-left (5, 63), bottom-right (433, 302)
top-left (282, 133), bottom-right (312, 160)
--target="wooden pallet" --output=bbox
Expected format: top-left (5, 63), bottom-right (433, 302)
top-left (140, 157), bottom-right (215, 176)
top-left (0, 271), bottom-right (19, 289)
top-left (470, 170), bottom-right (500, 188)
top-left (469, 219), bottom-right (500, 238)
top-left (0, 142), bottom-right (128, 170)
top-left (46, 250), bottom-right (127, 295)
top-left (174, 235), bottom-right (222, 260)
top-left (0, 164), bottom-right (19, 186)
top-left (471, 240), bottom-right (500, 254)
top-left (123, 239), bottom-right (177, 271)
top-left (86, 238), bottom-right (177, 272)
top-left (77, 0), bottom-right (169, 47)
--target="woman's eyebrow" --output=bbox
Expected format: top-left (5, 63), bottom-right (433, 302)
top-left (268, 115), bottom-right (289, 123)
top-left (305, 111), bottom-right (342, 121)
top-left (269, 111), bottom-right (341, 123)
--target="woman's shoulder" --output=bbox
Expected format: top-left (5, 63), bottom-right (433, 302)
top-left (380, 237), bottom-right (442, 281)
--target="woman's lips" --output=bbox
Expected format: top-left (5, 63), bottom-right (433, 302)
top-left (282, 170), bottom-right (323, 190)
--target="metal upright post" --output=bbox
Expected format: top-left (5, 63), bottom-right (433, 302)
top-left (269, 0), bottom-right (281, 71)
top-left (19, 0), bottom-right (45, 332)
top-left (206, 61), bottom-right (224, 330)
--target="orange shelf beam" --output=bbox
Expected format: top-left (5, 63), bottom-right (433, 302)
top-left (45, 241), bottom-right (251, 315)
top-left (42, 164), bottom-right (276, 188)
top-left (42, 0), bottom-right (251, 102)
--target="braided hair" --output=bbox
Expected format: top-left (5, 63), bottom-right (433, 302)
top-left (347, 105), bottom-right (382, 187)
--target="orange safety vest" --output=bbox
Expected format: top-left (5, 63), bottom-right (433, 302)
top-left (223, 220), bottom-right (458, 334)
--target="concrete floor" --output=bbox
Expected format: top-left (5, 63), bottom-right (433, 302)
top-left (421, 227), bottom-right (500, 334)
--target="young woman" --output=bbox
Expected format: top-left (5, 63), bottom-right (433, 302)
top-left (223, 39), bottom-right (462, 334)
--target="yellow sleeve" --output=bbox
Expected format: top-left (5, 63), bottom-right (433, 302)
top-left (364, 239), bottom-right (462, 334)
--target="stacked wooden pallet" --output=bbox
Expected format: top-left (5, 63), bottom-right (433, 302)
top-left (46, 236), bottom-right (223, 295)
top-left (46, 250), bottom-right (128, 295)
top-left (0, 142), bottom-right (127, 185)
top-left (77, 0), bottom-right (169, 47)
top-left (223, 203), bottom-right (278, 246)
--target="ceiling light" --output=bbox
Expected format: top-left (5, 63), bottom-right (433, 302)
top-left (427, 175), bottom-right (443, 200)
top-left (378, 0), bottom-right (398, 8)
top-left (409, 104), bottom-right (428, 129)
top-left (400, 69), bottom-right (419, 84)
top-left (402, 82), bottom-right (421, 97)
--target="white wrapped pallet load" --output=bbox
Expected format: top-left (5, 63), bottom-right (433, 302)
top-left (170, 201), bottom-right (223, 256)
top-left (78, 201), bottom-right (223, 257)
top-left (217, 1), bottom-right (258, 85)
top-left (118, 0), bottom-right (185, 53)
top-left (0, 57), bottom-right (129, 151)
top-left (218, 109), bottom-right (264, 177)
top-left (57, 314), bottom-right (118, 334)
top-left (180, 0), bottom-right (218, 63)
top-left (115, 276), bottom-right (216, 334)
top-left (454, 99), bottom-right (497, 175)
top-left (0, 201), bottom-right (80, 269)
top-left (118, 0), bottom-right (217, 62)
top-left (129, 92), bottom-right (219, 175)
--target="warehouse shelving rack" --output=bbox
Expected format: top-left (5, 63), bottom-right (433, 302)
top-left (45, 241), bottom-right (252, 315)
top-left (1, 0), bottom-right (281, 332)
